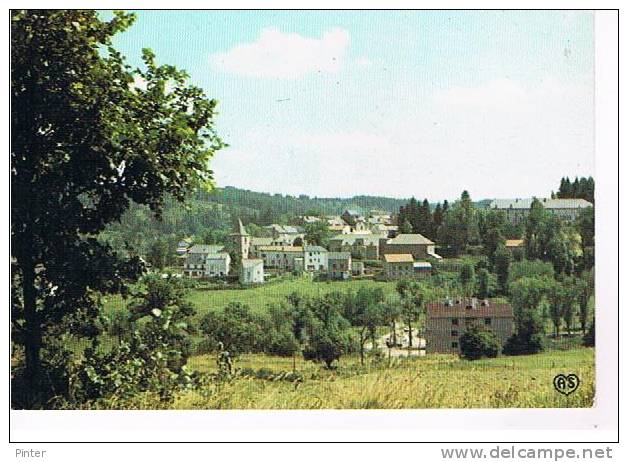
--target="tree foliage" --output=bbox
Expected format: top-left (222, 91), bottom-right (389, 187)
top-left (11, 10), bottom-right (223, 407)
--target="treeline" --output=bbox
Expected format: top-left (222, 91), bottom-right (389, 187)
top-left (99, 187), bottom-right (410, 259)
top-left (553, 176), bottom-right (595, 203)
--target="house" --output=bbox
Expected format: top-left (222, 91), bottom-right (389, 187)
top-left (256, 245), bottom-right (304, 270)
top-left (240, 259), bottom-right (264, 284)
top-left (488, 198), bottom-right (593, 225)
top-left (230, 219), bottom-right (251, 260)
top-left (341, 209), bottom-right (363, 226)
top-left (370, 223), bottom-right (399, 238)
top-left (327, 233), bottom-right (386, 260)
top-left (303, 245), bottom-right (328, 271)
top-left (183, 244), bottom-right (226, 278)
top-left (298, 215), bottom-right (322, 225)
top-left (383, 254), bottom-right (414, 280)
top-left (381, 234), bottom-right (441, 260)
top-left (264, 224), bottom-right (305, 246)
top-left (204, 252), bottom-right (231, 278)
top-left (327, 252), bottom-right (352, 280)
top-left (425, 298), bottom-right (513, 354)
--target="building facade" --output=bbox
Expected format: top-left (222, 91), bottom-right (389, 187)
top-left (256, 245), bottom-right (304, 270)
top-left (380, 234), bottom-right (441, 260)
top-left (488, 198), bottom-right (593, 225)
top-left (383, 253), bottom-right (414, 280)
top-left (240, 259), bottom-right (264, 284)
top-left (328, 233), bottom-right (385, 260)
top-left (425, 298), bottom-right (514, 354)
top-left (327, 252), bottom-right (352, 280)
top-left (303, 245), bottom-right (328, 271)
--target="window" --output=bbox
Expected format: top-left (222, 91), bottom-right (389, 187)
top-left (451, 330), bottom-right (458, 337)
top-left (451, 318), bottom-right (459, 326)
top-left (484, 317), bottom-right (492, 325)
top-left (451, 342), bottom-right (458, 349)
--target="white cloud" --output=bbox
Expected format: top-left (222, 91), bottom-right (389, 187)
top-left (212, 75), bottom-right (594, 200)
top-left (211, 28), bottom-right (350, 78)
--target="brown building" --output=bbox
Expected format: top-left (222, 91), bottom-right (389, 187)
top-left (425, 298), bottom-right (513, 354)
top-left (380, 233), bottom-right (441, 260)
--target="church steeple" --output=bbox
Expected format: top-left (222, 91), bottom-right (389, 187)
top-left (230, 218), bottom-right (250, 260)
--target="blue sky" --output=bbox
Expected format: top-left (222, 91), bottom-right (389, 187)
top-left (105, 10), bottom-right (594, 201)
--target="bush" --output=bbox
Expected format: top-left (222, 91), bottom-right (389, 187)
top-left (502, 332), bottom-right (545, 356)
top-left (459, 325), bottom-right (500, 360)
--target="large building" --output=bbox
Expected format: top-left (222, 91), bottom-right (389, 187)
top-left (425, 298), bottom-right (513, 354)
top-left (255, 245), bottom-right (304, 270)
top-left (183, 244), bottom-right (227, 278)
top-left (380, 234), bottom-right (441, 260)
top-left (488, 198), bottom-right (593, 225)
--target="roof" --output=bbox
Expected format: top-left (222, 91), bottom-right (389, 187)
top-left (186, 253), bottom-right (206, 265)
top-left (206, 252), bottom-right (230, 260)
top-left (344, 209), bottom-right (361, 216)
top-left (489, 198), bottom-right (593, 210)
top-left (329, 233), bottom-right (385, 245)
top-left (257, 246), bottom-right (304, 252)
top-left (250, 237), bottom-right (274, 246)
top-left (188, 244), bottom-right (224, 254)
top-left (304, 245), bottom-right (328, 252)
top-left (241, 258), bottom-right (263, 268)
top-left (413, 261), bottom-right (433, 269)
top-left (386, 234), bottom-right (434, 245)
top-left (384, 253), bottom-right (414, 263)
top-left (505, 239), bottom-right (524, 248)
top-left (327, 251), bottom-right (351, 260)
top-left (426, 298), bottom-right (513, 319)
top-left (265, 224), bottom-right (300, 234)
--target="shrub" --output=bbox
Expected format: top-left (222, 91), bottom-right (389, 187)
top-left (459, 325), bottom-right (500, 360)
top-left (502, 331), bottom-right (545, 356)
top-left (583, 320), bottom-right (595, 347)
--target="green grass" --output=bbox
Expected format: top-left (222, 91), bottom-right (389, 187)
top-left (103, 276), bottom-right (399, 319)
top-left (170, 347), bottom-right (595, 409)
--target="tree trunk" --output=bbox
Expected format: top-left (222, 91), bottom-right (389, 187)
top-left (391, 320), bottom-right (397, 345)
top-left (22, 263), bottom-right (42, 403)
top-left (359, 328), bottom-right (366, 365)
top-left (408, 322), bottom-right (413, 349)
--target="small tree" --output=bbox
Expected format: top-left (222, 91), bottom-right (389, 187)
top-left (475, 268), bottom-right (496, 299)
top-left (459, 263), bottom-right (475, 297)
top-left (493, 246), bottom-right (512, 294)
top-left (459, 325), bottom-right (500, 360)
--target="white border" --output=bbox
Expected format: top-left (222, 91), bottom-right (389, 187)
top-left (4, 3), bottom-right (620, 446)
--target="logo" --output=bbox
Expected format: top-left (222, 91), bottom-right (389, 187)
top-left (553, 373), bottom-right (580, 395)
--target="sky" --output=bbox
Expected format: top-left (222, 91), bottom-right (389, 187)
top-left (105, 10), bottom-right (595, 201)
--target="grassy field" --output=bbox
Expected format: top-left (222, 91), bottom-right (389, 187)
top-left (103, 276), bottom-right (399, 319)
top-left (165, 347), bottom-right (595, 410)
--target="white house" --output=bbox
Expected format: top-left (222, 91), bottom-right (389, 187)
top-left (303, 245), bottom-right (328, 271)
top-left (240, 259), bottom-right (264, 284)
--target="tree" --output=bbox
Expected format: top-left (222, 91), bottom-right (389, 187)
top-left (11, 11), bottom-right (223, 407)
top-left (459, 263), bottom-right (475, 297)
top-left (547, 280), bottom-right (566, 337)
top-left (479, 210), bottom-right (506, 264)
top-left (147, 238), bottom-right (170, 270)
top-left (493, 246), bottom-right (512, 294)
top-left (576, 270), bottom-right (594, 334)
top-left (582, 320), bottom-right (595, 347)
top-left (475, 268), bottom-right (496, 299)
top-left (200, 302), bottom-right (266, 355)
top-left (396, 280), bottom-right (426, 350)
top-left (459, 325), bottom-right (501, 360)
top-left (577, 206), bottom-right (595, 249)
top-left (78, 275), bottom-right (199, 404)
top-left (302, 293), bottom-right (351, 369)
top-left (304, 221), bottom-right (331, 247)
top-left (503, 276), bottom-right (552, 355)
top-left (344, 287), bottom-right (385, 365)
top-left (399, 219), bottom-right (413, 234)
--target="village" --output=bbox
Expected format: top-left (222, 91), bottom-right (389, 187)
top-left (172, 197), bottom-right (592, 355)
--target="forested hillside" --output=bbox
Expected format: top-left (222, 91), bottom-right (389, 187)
top-left (100, 186), bottom-right (410, 255)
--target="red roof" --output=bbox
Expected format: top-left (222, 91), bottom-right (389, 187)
top-left (426, 298), bottom-right (513, 318)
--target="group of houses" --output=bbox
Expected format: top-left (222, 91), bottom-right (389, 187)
top-left (179, 209), bottom-right (441, 283)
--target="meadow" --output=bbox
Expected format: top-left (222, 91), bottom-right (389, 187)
top-left (103, 276), bottom-right (400, 319)
top-left (168, 347), bottom-right (595, 409)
